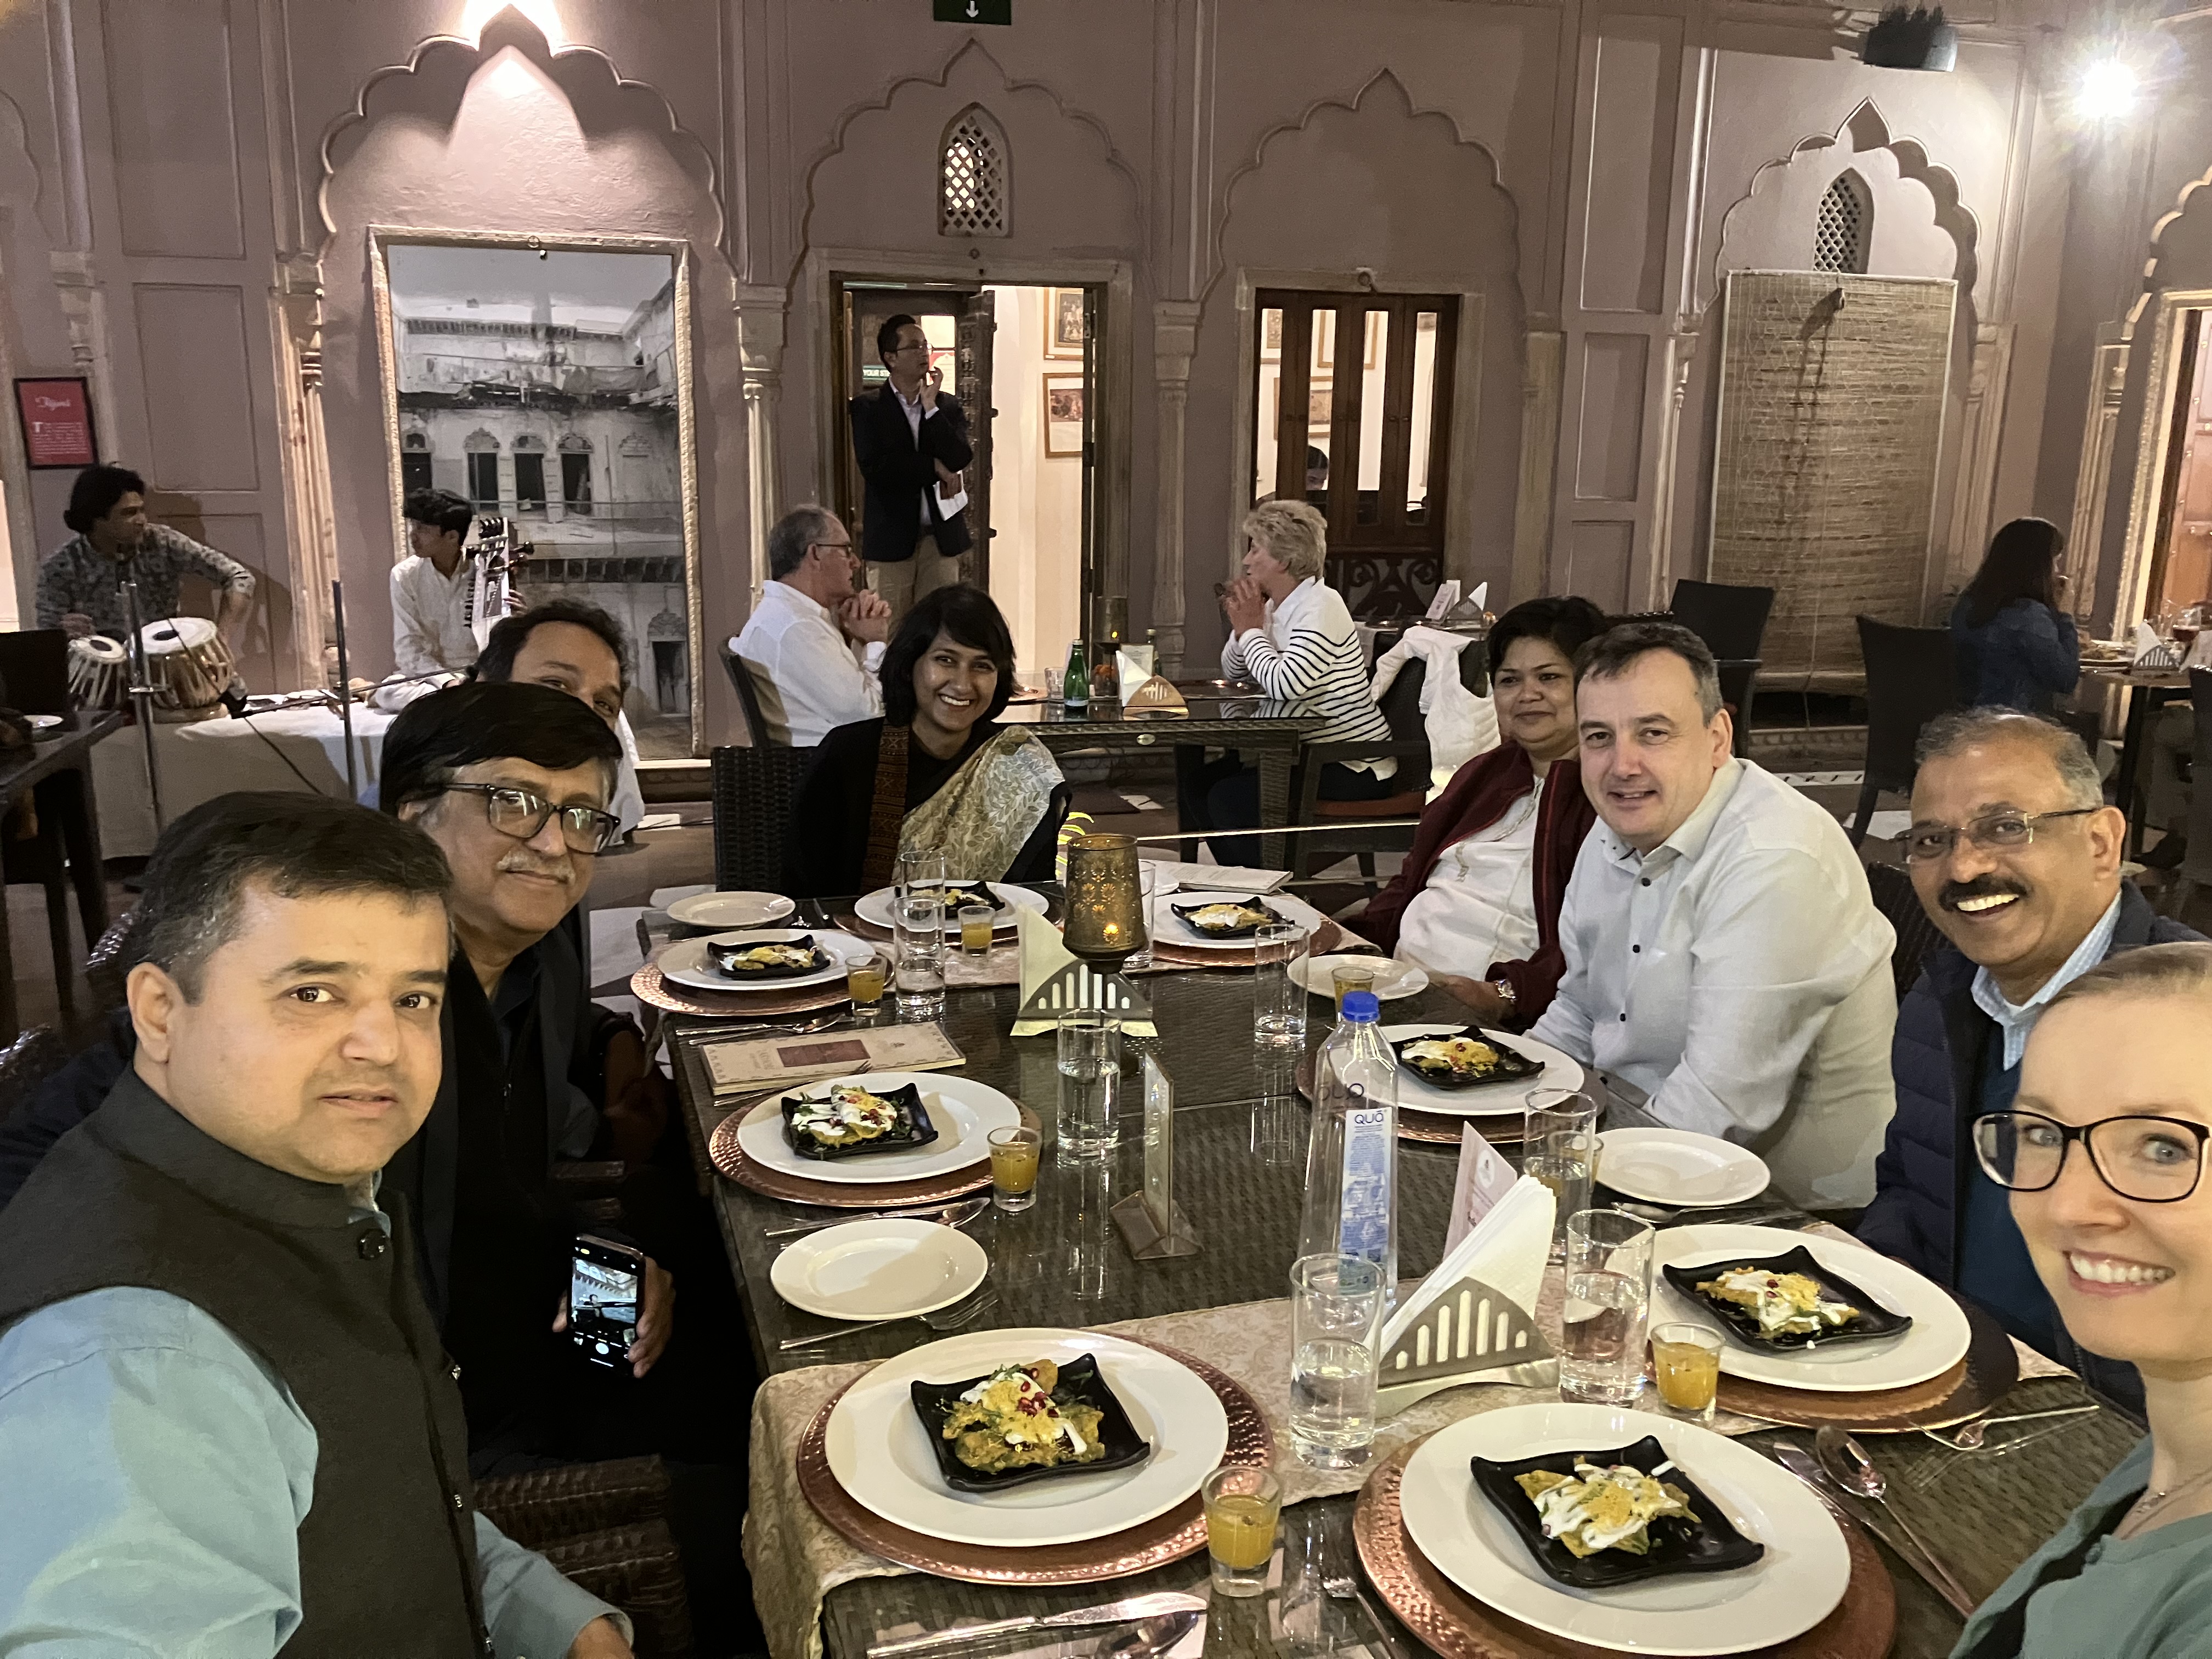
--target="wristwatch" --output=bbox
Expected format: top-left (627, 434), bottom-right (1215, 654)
top-left (1489, 977), bottom-right (1517, 1015)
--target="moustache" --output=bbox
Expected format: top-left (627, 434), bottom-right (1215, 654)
top-left (1939, 874), bottom-right (2028, 911)
top-left (497, 853), bottom-right (572, 884)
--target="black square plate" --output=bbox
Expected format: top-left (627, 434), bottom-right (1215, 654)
top-left (1169, 897), bottom-right (1284, 939)
top-left (1662, 1245), bottom-right (1913, 1351)
top-left (708, 933), bottom-right (832, 981)
top-left (911, 1353), bottom-right (1154, 1493)
top-left (780, 1081), bottom-right (938, 1161)
top-left (912, 882), bottom-right (1006, 914)
top-left (1389, 1028), bottom-right (1545, 1091)
top-left (1470, 1436), bottom-right (1764, 1588)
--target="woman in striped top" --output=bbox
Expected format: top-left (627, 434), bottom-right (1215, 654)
top-left (1177, 500), bottom-right (1398, 864)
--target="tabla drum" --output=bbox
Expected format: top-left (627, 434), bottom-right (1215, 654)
top-left (66, 634), bottom-right (128, 710)
top-left (139, 616), bottom-right (236, 713)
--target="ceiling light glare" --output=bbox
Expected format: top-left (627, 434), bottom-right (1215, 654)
top-left (2076, 58), bottom-right (2140, 122)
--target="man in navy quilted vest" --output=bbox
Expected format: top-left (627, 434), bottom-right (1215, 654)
top-left (1858, 708), bottom-right (2203, 1413)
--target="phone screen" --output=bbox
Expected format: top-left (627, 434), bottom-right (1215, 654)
top-left (569, 1239), bottom-right (641, 1367)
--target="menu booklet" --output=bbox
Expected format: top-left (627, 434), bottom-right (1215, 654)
top-left (698, 1023), bottom-right (966, 1096)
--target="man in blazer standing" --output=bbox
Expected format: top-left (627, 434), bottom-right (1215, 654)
top-left (849, 313), bottom-right (973, 621)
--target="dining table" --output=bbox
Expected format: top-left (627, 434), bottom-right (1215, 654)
top-left (0, 710), bottom-right (125, 1039)
top-left (2081, 661), bottom-right (2193, 857)
top-left (657, 890), bottom-right (2141, 1659)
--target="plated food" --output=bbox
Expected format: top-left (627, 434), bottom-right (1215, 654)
top-left (909, 1351), bottom-right (1156, 1494)
top-left (736, 1073), bottom-right (1023, 1187)
top-left (1662, 1244), bottom-right (1911, 1352)
top-left (1389, 1028), bottom-right (1544, 1091)
top-left (909, 881), bottom-right (1006, 914)
top-left (1168, 896), bottom-right (1282, 938)
top-left (1471, 1435), bottom-right (1763, 1589)
top-left (854, 882), bottom-right (1052, 935)
top-left (782, 1080), bottom-right (939, 1161)
top-left (708, 933), bottom-right (830, 980)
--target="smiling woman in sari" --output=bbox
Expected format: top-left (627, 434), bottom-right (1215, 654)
top-left (784, 584), bottom-right (1066, 898)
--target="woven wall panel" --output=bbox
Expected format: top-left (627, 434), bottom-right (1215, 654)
top-left (1709, 272), bottom-right (1955, 689)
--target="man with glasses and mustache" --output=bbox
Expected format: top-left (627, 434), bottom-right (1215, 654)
top-left (1858, 708), bottom-right (2203, 1409)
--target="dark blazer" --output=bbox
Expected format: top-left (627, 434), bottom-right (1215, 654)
top-left (850, 382), bottom-right (974, 562)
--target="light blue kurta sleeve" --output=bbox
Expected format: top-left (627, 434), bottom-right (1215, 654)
top-left (0, 1287), bottom-right (627, 1659)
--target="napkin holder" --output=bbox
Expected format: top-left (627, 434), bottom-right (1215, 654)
top-left (1375, 1177), bottom-right (1556, 1415)
top-left (2133, 622), bottom-right (2183, 672)
top-left (1009, 905), bottom-right (1156, 1037)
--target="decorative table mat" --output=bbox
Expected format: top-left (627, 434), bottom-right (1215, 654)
top-left (1353, 1438), bottom-right (1895, 1659)
top-left (710, 1099), bottom-right (1041, 1207)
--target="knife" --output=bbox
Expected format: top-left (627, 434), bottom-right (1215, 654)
top-left (867, 1594), bottom-right (1205, 1657)
top-left (1770, 1438), bottom-right (1976, 1617)
top-left (763, 1196), bottom-right (989, 1239)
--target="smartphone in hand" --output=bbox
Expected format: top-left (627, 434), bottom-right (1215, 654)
top-left (568, 1235), bottom-right (644, 1369)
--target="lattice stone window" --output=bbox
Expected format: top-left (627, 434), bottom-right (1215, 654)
top-left (940, 105), bottom-right (1008, 239)
top-left (1814, 171), bottom-right (1871, 274)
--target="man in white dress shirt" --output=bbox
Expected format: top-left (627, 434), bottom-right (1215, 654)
top-left (731, 506), bottom-right (889, 746)
top-left (389, 487), bottom-right (480, 675)
top-left (1526, 621), bottom-right (1897, 1209)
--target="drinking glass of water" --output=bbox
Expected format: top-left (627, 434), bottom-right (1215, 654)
top-left (1126, 861), bottom-right (1160, 970)
top-left (1288, 1252), bottom-right (1381, 1470)
top-left (1253, 921), bottom-right (1308, 1047)
top-left (1524, 1090), bottom-right (1600, 1262)
top-left (1559, 1209), bottom-right (1655, 1406)
top-left (1056, 1009), bottom-right (1121, 1158)
top-left (894, 895), bottom-right (946, 1022)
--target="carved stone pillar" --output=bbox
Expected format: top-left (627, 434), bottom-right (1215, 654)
top-left (1645, 323), bottom-right (1700, 608)
top-left (48, 252), bottom-right (119, 462)
top-left (1149, 300), bottom-right (1200, 678)
top-left (1511, 324), bottom-right (1565, 603)
top-left (1942, 321), bottom-right (2016, 597)
top-left (2066, 326), bottom-right (2131, 623)
top-left (735, 283), bottom-right (788, 603)
top-left (273, 257), bottom-right (338, 689)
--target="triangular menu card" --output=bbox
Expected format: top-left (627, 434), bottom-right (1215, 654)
top-left (1008, 905), bottom-right (1156, 1037)
top-left (1375, 1175), bottom-right (1556, 1413)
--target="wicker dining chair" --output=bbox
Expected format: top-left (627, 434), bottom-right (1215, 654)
top-left (709, 743), bottom-right (816, 891)
top-left (473, 1455), bottom-right (692, 1658)
top-left (1850, 616), bottom-right (1961, 847)
top-left (1864, 861), bottom-right (1948, 1000)
top-left (718, 640), bottom-right (782, 749)
top-left (0, 1025), bottom-right (69, 1132)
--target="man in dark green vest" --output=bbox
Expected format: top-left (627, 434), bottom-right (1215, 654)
top-left (0, 793), bottom-right (631, 1656)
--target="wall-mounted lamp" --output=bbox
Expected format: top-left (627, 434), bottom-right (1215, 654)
top-left (2076, 58), bottom-right (2142, 121)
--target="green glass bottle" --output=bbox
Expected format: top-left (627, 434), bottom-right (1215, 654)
top-left (1062, 639), bottom-right (1090, 709)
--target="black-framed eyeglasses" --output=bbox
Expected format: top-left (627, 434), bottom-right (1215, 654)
top-left (441, 784), bottom-right (622, 854)
top-left (1971, 1108), bottom-right (2212, 1204)
top-left (1902, 807), bottom-right (2101, 865)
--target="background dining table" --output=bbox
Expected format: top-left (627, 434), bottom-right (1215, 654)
top-left (661, 891), bottom-right (2140, 1659)
top-left (2080, 660), bottom-right (2193, 857)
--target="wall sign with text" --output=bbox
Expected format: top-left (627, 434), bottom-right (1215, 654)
top-left (14, 377), bottom-right (98, 470)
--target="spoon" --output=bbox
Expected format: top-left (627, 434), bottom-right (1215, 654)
top-left (1813, 1426), bottom-right (1976, 1611)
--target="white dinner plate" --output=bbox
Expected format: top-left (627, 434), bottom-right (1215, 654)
top-left (1598, 1128), bottom-right (1771, 1207)
top-left (26, 714), bottom-right (62, 738)
top-left (1147, 889), bottom-right (1331, 951)
top-left (770, 1218), bottom-right (989, 1321)
top-left (735, 1072), bottom-right (1023, 1185)
top-left (667, 889), bottom-right (797, 929)
top-left (1293, 953), bottom-right (1430, 1001)
top-left (855, 882), bottom-right (1051, 934)
top-left (1377, 1024), bottom-right (1584, 1118)
top-left (1399, 1403), bottom-right (1849, 1655)
top-left (1653, 1224), bottom-right (1974, 1392)
top-left (825, 1327), bottom-right (1231, 1547)
top-left (658, 928), bottom-right (872, 993)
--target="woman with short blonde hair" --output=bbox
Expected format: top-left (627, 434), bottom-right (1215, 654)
top-left (1177, 497), bottom-right (1397, 862)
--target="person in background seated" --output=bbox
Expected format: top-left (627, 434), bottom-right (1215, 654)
top-left (1177, 500), bottom-right (1396, 864)
top-left (1527, 622), bottom-right (1897, 1210)
top-left (473, 600), bottom-right (644, 837)
top-left (732, 504), bottom-right (889, 745)
top-left (1858, 709), bottom-right (2200, 1412)
top-left (36, 462), bottom-right (255, 651)
top-left (1951, 517), bottom-right (2080, 718)
top-left (850, 313), bottom-right (972, 622)
top-left (0, 792), bottom-right (632, 1657)
top-left (1946, 943), bottom-right (2212, 1658)
top-left (1353, 596), bottom-right (1605, 1026)
top-left (391, 486), bottom-right (481, 676)
top-left (786, 584), bottom-right (1063, 898)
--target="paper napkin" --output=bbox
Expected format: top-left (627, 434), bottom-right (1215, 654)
top-left (1009, 905), bottom-right (1156, 1037)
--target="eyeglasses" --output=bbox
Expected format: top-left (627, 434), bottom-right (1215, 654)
top-left (1972, 1108), bottom-right (2212, 1204)
top-left (887, 341), bottom-right (930, 357)
top-left (1901, 807), bottom-right (2100, 864)
top-left (810, 540), bottom-right (855, 557)
top-left (441, 784), bottom-right (622, 854)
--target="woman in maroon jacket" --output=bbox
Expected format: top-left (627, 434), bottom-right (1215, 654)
top-left (1354, 596), bottom-right (1606, 1027)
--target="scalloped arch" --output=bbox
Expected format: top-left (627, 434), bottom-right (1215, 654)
top-left (2142, 165), bottom-right (2212, 314)
top-left (1209, 69), bottom-right (1518, 302)
top-left (315, 7), bottom-right (723, 250)
top-left (1711, 97), bottom-right (1978, 308)
top-left (791, 37), bottom-right (1143, 286)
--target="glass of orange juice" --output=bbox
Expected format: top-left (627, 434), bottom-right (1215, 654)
top-left (1649, 1323), bottom-right (1724, 1424)
top-left (846, 949), bottom-right (888, 1013)
top-left (1202, 1464), bottom-right (1281, 1597)
top-left (988, 1125), bottom-right (1041, 1211)
top-left (958, 904), bottom-right (996, 957)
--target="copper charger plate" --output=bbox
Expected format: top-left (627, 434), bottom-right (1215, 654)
top-left (1150, 916), bottom-right (1346, 968)
top-left (797, 1337), bottom-right (1272, 1583)
top-left (631, 962), bottom-right (854, 1019)
top-left (1716, 1296), bottom-right (2019, 1433)
top-left (1294, 1051), bottom-right (1522, 1147)
top-left (1352, 1440), bottom-right (1893, 1659)
top-left (709, 1099), bottom-right (1040, 1207)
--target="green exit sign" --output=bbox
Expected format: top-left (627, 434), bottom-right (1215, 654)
top-left (934, 0), bottom-right (1011, 21)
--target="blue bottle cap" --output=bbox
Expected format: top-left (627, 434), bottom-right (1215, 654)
top-left (1342, 990), bottom-right (1380, 1022)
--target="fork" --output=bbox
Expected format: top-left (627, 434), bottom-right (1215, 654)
top-left (777, 1291), bottom-right (998, 1352)
top-left (1922, 1403), bottom-right (2101, 1452)
top-left (1323, 1575), bottom-right (1400, 1659)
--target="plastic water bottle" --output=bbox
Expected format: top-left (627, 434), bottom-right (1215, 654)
top-left (1296, 990), bottom-right (1400, 1305)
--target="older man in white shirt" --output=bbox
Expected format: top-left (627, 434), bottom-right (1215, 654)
top-left (732, 505), bottom-right (889, 747)
top-left (1527, 621), bottom-right (1896, 1209)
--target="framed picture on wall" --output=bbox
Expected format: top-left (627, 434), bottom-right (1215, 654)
top-left (13, 377), bottom-right (97, 469)
top-left (1046, 288), bottom-right (1088, 359)
top-left (1261, 309), bottom-right (1283, 362)
top-left (1307, 379), bottom-right (1334, 430)
top-left (1043, 373), bottom-right (1085, 456)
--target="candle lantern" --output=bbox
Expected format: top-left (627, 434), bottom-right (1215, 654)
top-left (1062, 832), bottom-right (1147, 973)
